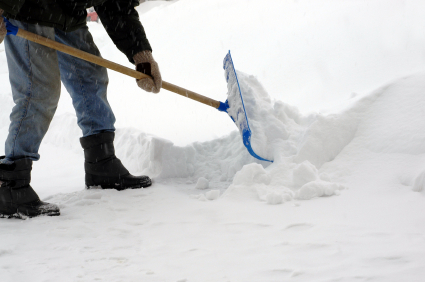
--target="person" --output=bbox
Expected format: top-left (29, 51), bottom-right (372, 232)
top-left (0, 0), bottom-right (162, 219)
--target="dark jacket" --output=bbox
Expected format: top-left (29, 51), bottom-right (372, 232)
top-left (0, 0), bottom-right (152, 63)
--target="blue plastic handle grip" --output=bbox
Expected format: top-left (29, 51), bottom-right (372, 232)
top-left (217, 100), bottom-right (229, 113)
top-left (3, 17), bottom-right (18, 36)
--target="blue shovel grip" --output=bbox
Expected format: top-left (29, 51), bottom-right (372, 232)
top-left (217, 100), bottom-right (229, 113)
top-left (3, 17), bottom-right (18, 36)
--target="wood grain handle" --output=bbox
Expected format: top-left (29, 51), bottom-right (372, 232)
top-left (16, 29), bottom-right (221, 109)
top-left (162, 81), bottom-right (221, 108)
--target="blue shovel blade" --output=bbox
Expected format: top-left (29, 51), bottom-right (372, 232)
top-left (221, 51), bottom-right (273, 163)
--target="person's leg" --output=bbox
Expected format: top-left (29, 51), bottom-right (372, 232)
top-left (2, 20), bottom-right (61, 163)
top-left (54, 27), bottom-right (151, 189)
top-left (1, 20), bottom-right (60, 218)
top-left (54, 26), bottom-right (115, 137)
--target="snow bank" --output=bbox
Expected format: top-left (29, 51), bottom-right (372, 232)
top-left (5, 60), bottom-right (424, 205)
top-left (114, 71), bottom-right (425, 203)
top-left (0, 59), bottom-right (388, 205)
top-left (28, 66), bottom-right (355, 204)
top-left (221, 69), bottom-right (351, 203)
top-left (221, 71), bottom-right (425, 202)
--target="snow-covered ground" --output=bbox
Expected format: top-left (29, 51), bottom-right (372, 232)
top-left (1, 0), bottom-right (425, 281)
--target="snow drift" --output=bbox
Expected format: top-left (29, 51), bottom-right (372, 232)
top-left (3, 68), bottom-right (423, 205)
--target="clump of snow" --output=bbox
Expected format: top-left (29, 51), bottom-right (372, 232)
top-left (292, 161), bottom-right (319, 188)
top-left (232, 163), bottom-right (271, 186)
top-left (205, 190), bottom-right (220, 200)
top-left (297, 181), bottom-right (343, 200)
top-left (412, 170), bottom-right (425, 192)
top-left (190, 191), bottom-right (220, 201)
top-left (195, 177), bottom-right (209, 190)
top-left (197, 194), bottom-right (208, 201)
top-left (265, 192), bottom-right (284, 205)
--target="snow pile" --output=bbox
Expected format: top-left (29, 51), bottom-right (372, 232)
top-left (100, 70), bottom-right (425, 204)
top-left (0, 53), bottom-right (413, 210)
top-left (14, 62), bottom-right (356, 205)
top-left (26, 63), bottom-right (349, 204)
top-left (37, 65), bottom-right (349, 203)
top-left (3, 42), bottom-right (421, 206)
top-left (221, 70), bottom-right (348, 202)
top-left (221, 71), bottom-right (425, 202)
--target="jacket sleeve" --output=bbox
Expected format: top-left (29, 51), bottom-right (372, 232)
top-left (95, 0), bottom-right (152, 64)
top-left (0, 0), bottom-right (25, 15)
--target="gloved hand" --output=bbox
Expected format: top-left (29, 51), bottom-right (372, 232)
top-left (0, 10), bottom-right (6, 44)
top-left (133, 51), bottom-right (162, 94)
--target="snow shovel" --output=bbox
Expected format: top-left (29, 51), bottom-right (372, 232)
top-left (4, 18), bottom-right (273, 163)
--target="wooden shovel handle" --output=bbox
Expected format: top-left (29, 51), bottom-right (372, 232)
top-left (16, 29), bottom-right (221, 109)
top-left (161, 81), bottom-right (220, 108)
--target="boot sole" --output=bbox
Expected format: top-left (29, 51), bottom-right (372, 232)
top-left (85, 174), bottom-right (152, 190)
top-left (0, 210), bottom-right (60, 220)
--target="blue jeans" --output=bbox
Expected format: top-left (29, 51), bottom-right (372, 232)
top-left (2, 20), bottom-right (116, 164)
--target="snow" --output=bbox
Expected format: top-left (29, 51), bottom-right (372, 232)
top-left (413, 171), bottom-right (425, 192)
top-left (1, 0), bottom-right (425, 281)
top-left (205, 189), bottom-right (220, 200)
top-left (195, 177), bottom-right (209, 189)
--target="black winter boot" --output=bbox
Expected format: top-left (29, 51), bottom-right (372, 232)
top-left (80, 132), bottom-right (152, 190)
top-left (0, 157), bottom-right (60, 219)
